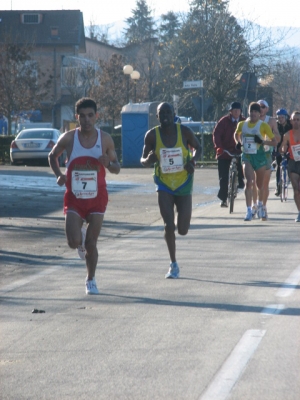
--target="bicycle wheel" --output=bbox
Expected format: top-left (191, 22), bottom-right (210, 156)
top-left (283, 170), bottom-right (288, 201)
top-left (280, 168), bottom-right (284, 203)
top-left (229, 171), bottom-right (237, 213)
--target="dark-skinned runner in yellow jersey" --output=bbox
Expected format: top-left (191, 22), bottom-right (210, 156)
top-left (141, 102), bottom-right (201, 279)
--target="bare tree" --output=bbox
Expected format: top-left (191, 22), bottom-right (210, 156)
top-left (90, 53), bottom-right (128, 130)
top-left (85, 18), bottom-right (112, 44)
top-left (0, 35), bottom-right (52, 134)
top-left (61, 56), bottom-right (98, 121)
top-left (269, 56), bottom-right (300, 114)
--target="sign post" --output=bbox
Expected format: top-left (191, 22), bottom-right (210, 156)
top-left (183, 80), bottom-right (205, 160)
top-left (183, 80), bottom-right (203, 89)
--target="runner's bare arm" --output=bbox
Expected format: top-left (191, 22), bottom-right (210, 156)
top-left (48, 132), bottom-right (72, 185)
top-left (281, 132), bottom-right (290, 154)
top-left (263, 124), bottom-right (277, 147)
top-left (234, 123), bottom-right (242, 145)
top-left (181, 126), bottom-right (201, 174)
top-left (271, 118), bottom-right (281, 143)
top-left (98, 132), bottom-right (120, 174)
top-left (140, 130), bottom-right (157, 167)
top-left (182, 126), bottom-right (202, 161)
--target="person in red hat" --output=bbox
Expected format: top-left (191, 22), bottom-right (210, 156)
top-left (213, 102), bottom-right (245, 207)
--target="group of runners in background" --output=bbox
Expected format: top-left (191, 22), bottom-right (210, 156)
top-left (213, 100), bottom-right (300, 223)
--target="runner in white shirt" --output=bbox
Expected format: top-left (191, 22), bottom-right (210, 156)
top-left (49, 98), bottom-right (120, 295)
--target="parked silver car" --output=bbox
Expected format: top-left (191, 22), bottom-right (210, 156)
top-left (10, 128), bottom-right (66, 166)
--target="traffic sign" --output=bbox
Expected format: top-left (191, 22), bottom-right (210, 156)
top-left (183, 80), bottom-right (203, 89)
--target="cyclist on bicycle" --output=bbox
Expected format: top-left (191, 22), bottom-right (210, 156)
top-left (234, 102), bottom-right (277, 221)
top-left (275, 108), bottom-right (292, 196)
top-left (213, 102), bottom-right (245, 208)
top-left (281, 111), bottom-right (300, 222)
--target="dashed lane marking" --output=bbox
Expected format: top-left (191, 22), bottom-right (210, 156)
top-left (200, 329), bottom-right (266, 400)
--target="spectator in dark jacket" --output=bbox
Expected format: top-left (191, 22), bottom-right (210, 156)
top-left (213, 102), bottom-right (245, 207)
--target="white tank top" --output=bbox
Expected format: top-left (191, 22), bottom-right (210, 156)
top-left (66, 128), bottom-right (102, 168)
top-left (241, 118), bottom-right (263, 139)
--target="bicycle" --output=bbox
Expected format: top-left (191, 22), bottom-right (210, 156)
top-left (223, 150), bottom-right (242, 213)
top-left (279, 155), bottom-right (289, 202)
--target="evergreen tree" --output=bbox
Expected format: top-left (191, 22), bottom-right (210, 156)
top-left (189, 0), bottom-right (228, 13)
top-left (159, 5), bottom-right (251, 118)
top-left (124, 0), bottom-right (157, 44)
top-left (159, 11), bottom-right (181, 44)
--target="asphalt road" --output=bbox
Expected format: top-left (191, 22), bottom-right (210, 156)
top-left (0, 165), bottom-right (299, 400)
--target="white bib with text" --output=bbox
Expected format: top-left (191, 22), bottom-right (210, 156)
top-left (160, 147), bottom-right (184, 173)
top-left (71, 170), bottom-right (97, 199)
top-left (291, 144), bottom-right (300, 162)
top-left (243, 136), bottom-right (257, 154)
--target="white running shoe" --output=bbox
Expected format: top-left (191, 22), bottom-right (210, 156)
top-left (244, 210), bottom-right (252, 221)
top-left (257, 204), bottom-right (263, 219)
top-left (85, 277), bottom-right (99, 295)
top-left (261, 207), bottom-right (268, 221)
top-left (251, 205), bottom-right (257, 219)
top-left (77, 227), bottom-right (86, 260)
top-left (165, 262), bottom-right (180, 279)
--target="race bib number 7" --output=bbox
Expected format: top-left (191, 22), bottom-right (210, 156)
top-left (72, 170), bottom-right (97, 199)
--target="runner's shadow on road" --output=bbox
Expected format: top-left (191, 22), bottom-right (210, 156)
top-left (180, 277), bottom-right (300, 291)
top-left (0, 250), bottom-right (65, 266)
top-left (189, 224), bottom-right (268, 229)
top-left (4, 292), bottom-right (297, 316)
top-left (96, 292), bottom-right (300, 316)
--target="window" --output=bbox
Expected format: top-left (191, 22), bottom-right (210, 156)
top-left (22, 14), bottom-right (42, 24)
top-left (51, 27), bottom-right (59, 38)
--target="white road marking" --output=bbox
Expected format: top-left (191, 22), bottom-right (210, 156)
top-left (200, 329), bottom-right (266, 400)
top-left (276, 265), bottom-right (300, 298)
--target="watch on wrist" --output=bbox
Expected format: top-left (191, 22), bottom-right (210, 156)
top-left (108, 161), bottom-right (113, 168)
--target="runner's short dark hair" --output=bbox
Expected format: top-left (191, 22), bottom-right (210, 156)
top-left (75, 98), bottom-right (97, 114)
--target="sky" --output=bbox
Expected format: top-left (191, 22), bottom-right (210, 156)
top-left (1, 0), bottom-right (300, 28)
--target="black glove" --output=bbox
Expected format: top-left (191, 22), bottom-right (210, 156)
top-left (235, 142), bottom-right (242, 150)
top-left (254, 135), bottom-right (263, 144)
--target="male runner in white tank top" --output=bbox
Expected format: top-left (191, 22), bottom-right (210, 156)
top-left (49, 98), bottom-right (120, 295)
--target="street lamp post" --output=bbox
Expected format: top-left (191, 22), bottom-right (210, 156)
top-left (123, 65), bottom-right (133, 104)
top-left (131, 70), bottom-right (140, 103)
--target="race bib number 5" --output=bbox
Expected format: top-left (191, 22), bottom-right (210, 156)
top-left (72, 170), bottom-right (97, 199)
top-left (160, 147), bottom-right (184, 173)
top-left (243, 136), bottom-right (257, 154)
